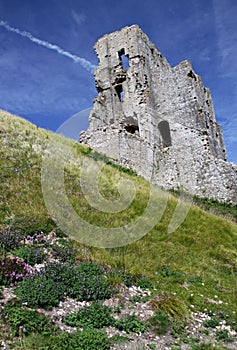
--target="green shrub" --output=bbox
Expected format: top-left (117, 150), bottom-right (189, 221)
top-left (148, 310), bottom-right (169, 335)
top-left (13, 328), bottom-right (111, 350)
top-left (88, 149), bottom-right (111, 163)
top-left (129, 295), bottom-right (150, 303)
top-left (109, 162), bottom-right (137, 176)
top-left (12, 245), bottom-right (46, 265)
top-left (149, 293), bottom-right (188, 320)
top-left (135, 276), bottom-right (153, 289)
top-left (15, 273), bottom-right (66, 309)
top-left (149, 292), bottom-right (189, 334)
top-left (3, 302), bottom-right (55, 336)
top-left (121, 271), bottom-right (136, 286)
top-left (69, 328), bottom-right (110, 349)
top-left (203, 317), bottom-right (220, 328)
top-left (37, 261), bottom-right (112, 302)
top-left (159, 265), bottom-right (186, 278)
top-left (79, 145), bottom-right (93, 156)
top-left (113, 303), bottom-right (125, 314)
top-left (110, 334), bottom-right (129, 344)
top-left (0, 227), bottom-right (22, 252)
top-left (15, 261), bottom-right (113, 309)
top-left (191, 343), bottom-right (229, 350)
top-left (63, 302), bottom-right (114, 328)
top-left (147, 344), bottom-right (156, 350)
top-left (55, 227), bottom-right (68, 238)
top-left (42, 261), bottom-right (75, 286)
top-left (215, 329), bottom-right (230, 342)
top-left (106, 269), bottom-right (135, 287)
top-left (3, 216), bottom-right (54, 237)
top-left (50, 239), bottom-right (76, 263)
top-left (192, 196), bottom-right (237, 223)
top-left (115, 315), bottom-right (147, 333)
top-left (66, 262), bottom-right (112, 301)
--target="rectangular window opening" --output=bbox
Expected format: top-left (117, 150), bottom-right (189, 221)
top-left (118, 48), bottom-right (130, 70)
top-left (158, 120), bottom-right (172, 147)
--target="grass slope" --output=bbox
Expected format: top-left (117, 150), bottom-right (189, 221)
top-left (1, 110), bottom-right (237, 348)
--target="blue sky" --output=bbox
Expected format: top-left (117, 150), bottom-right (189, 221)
top-left (0, 0), bottom-right (236, 163)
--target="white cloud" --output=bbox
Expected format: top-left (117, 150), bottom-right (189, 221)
top-left (71, 10), bottom-right (86, 26)
top-left (0, 20), bottom-right (95, 73)
top-left (0, 42), bottom-right (93, 117)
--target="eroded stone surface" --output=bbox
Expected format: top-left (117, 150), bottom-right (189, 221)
top-left (80, 25), bottom-right (237, 203)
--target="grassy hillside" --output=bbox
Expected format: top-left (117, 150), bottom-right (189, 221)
top-left (1, 110), bottom-right (237, 349)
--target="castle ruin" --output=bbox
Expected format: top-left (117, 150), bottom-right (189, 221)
top-left (80, 25), bottom-right (237, 203)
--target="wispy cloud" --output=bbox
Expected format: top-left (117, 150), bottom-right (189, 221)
top-left (212, 0), bottom-right (237, 76)
top-left (71, 11), bottom-right (86, 26)
top-left (0, 20), bottom-right (96, 73)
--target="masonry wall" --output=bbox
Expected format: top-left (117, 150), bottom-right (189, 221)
top-left (80, 25), bottom-right (237, 203)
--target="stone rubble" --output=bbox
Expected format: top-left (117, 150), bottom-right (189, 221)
top-left (1, 283), bottom-right (237, 349)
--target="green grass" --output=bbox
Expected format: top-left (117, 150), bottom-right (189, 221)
top-left (1, 110), bottom-right (237, 347)
top-left (170, 189), bottom-right (237, 224)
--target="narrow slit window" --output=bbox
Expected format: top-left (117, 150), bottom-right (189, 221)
top-left (115, 84), bottom-right (124, 101)
top-left (118, 48), bottom-right (130, 70)
top-left (158, 120), bottom-right (172, 147)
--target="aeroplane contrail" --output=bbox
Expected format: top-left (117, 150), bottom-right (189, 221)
top-left (0, 20), bottom-right (96, 73)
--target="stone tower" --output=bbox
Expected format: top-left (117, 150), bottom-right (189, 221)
top-left (80, 25), bottom-right (237, 203)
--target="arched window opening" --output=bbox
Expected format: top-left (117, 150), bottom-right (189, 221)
top-left (158, 120), bottom-right (172, 147)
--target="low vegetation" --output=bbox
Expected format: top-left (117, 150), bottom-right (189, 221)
top-left (0, 110), bottom-right (237, 349)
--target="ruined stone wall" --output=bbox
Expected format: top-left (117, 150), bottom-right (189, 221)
top-left (80, 25), bottom-right (237, 203)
